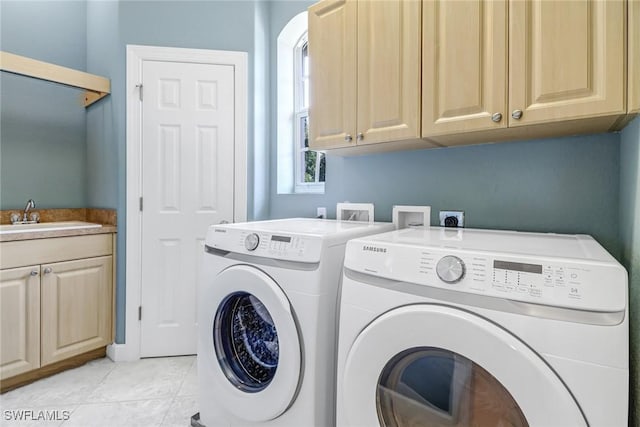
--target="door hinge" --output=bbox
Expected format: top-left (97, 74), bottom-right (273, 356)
top-left (138, 306), bottom-right (142, 321)
top-left (139, 197), bottom-right (143, 212)
top-left (136, 83), bottom-right (143, 101)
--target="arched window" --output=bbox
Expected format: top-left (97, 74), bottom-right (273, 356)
top-left (277, 12), bottom-right (325, 194)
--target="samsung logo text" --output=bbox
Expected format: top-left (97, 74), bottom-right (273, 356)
top-left (362, 245), bottom-right (387, 253)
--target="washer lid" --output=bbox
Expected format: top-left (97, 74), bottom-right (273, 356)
top-left (203, 265), bottom-right (301, 422)
top-left (341, 304), bottom-right (587, 427)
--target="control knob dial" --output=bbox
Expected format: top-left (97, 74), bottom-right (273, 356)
top-left (436, 255), bottom-right (465, 284)
top-left (244, 233), bottom-right (260, 251)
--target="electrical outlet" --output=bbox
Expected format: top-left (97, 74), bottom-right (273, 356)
top-left (317, 207), bottom-right (327, 219)
top-left (439, 211), bottom-right (464, 227)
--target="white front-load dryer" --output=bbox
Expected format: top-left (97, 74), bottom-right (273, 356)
top-left (337, 227), bottom-right (628, 427)
top-left (198, 218), bottom-right (394, 427)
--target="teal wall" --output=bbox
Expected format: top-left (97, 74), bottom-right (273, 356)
top-left (271, 133), bottom-right (622, 255)
top-left (86, 0), bottom-right (123, 341)
top-left (621, 116), bottom-right (640, 425)
top-left (86, 0), bottom-right (119, 210)
top-left (0, 1), bottom-right (88, 209)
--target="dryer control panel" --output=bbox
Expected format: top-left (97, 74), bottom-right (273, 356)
top-left (345, 237), bottom-right (627, 313)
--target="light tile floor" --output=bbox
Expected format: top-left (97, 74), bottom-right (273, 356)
top-left (0, 356), bottom-right (198, 427)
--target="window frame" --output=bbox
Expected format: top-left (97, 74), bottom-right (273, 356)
top-left (276, 11), bottom-right (325, 195)
top-left (293, 33), bottom-right (325, 194)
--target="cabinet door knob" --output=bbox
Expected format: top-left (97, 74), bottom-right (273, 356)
top-left (357, 132), bottom-right (364, 141)
top-left (43, 267), bottom-right (53, 274)
top-left (512, 109), bottom-right (523, 120)
top-left (491, 112), bottom-right (502, 123)
top-left (30, 270), bottom-right (39, 276)
top-left (344, 134), bottom-right (353, 142)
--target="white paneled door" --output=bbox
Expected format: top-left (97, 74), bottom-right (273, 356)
top-left (140, 60), bottom-right (235, 357)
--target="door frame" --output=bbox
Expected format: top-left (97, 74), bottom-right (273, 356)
top-left (110, 45), bottom-right (247, 361)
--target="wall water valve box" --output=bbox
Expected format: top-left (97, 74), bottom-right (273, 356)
top-left (337, 203), bottom-right (374, 223)
top-left (392, 205), bottom-right (431, 229)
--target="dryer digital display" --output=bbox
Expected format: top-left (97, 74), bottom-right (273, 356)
top-left (271, 235), bottom-right (291, 243)
top-left (494, 260), bottom-right (542, 274)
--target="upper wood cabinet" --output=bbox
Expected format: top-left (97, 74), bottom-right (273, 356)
top-left (308, 0), bottom-right (357, 150)
top-left (423, 0), bottom-right (627, 141)
top-left (422, 0), bottom-right (508, 136)
top-left (508, 0), bottom-right (625, 126)
top-left (356, 0), bottom-right (422, 146)
top-left (309, 0), bottom-right (423, 151)
top-left (311, 0), bottom-right (634, 153)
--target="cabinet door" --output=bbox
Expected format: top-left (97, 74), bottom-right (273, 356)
top-left (0, 266), bottom-right (40, 379)
top-left (41, 256), bottom-right (113, 366)
top-left (357, 0), bottom-right (421, 145)
top-left (509, 0), bottom-right (625, 126)
top-left (309, 0), bottom-right (357, 149)
top-left (422, 0), bottom-right (507, 136)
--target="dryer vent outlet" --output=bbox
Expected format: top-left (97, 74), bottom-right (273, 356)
top-left (439, 211), bottom-right (464, 228)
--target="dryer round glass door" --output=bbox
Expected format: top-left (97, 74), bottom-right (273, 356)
top-left (341, 305), bottom-right (587, 427)
top-left (214, 292), bottom-right (279, 392)
top-left (377, 347), bottom-right (527, 426)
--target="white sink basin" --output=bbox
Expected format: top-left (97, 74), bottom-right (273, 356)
top-left (0, 221), bottom-right (103, 235)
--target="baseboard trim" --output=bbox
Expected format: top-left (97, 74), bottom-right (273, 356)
top-left (1, 347), bottom-right (106, 393)
top-left (106, 343), bottom-right (140, 362)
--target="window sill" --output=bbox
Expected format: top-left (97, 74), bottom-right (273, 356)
top-left (294, 183), bottom-right (325, 194)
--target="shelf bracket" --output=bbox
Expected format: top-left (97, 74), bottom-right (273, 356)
top-left (0, 51), bottom-right (111, 108)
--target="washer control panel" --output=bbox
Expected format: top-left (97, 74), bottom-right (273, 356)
top-left (345, 241), bottom-right (626, 313)
top-left (207, 227), bottom-right (322, 263)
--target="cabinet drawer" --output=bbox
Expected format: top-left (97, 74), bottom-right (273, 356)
top-left (0, 234), bottom-right (112, 269)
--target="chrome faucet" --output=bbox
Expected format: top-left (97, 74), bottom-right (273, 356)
top-left (22, 199), bottom-right (35, 222)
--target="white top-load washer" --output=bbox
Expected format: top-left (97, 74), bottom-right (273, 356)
top-left (337, 227), bottom-right (628, 427)
top-left (198, 218), bottom-right (394, 427)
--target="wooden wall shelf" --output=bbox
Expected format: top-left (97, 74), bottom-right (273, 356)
top-left (0, 51), bottom-right (110, 107)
